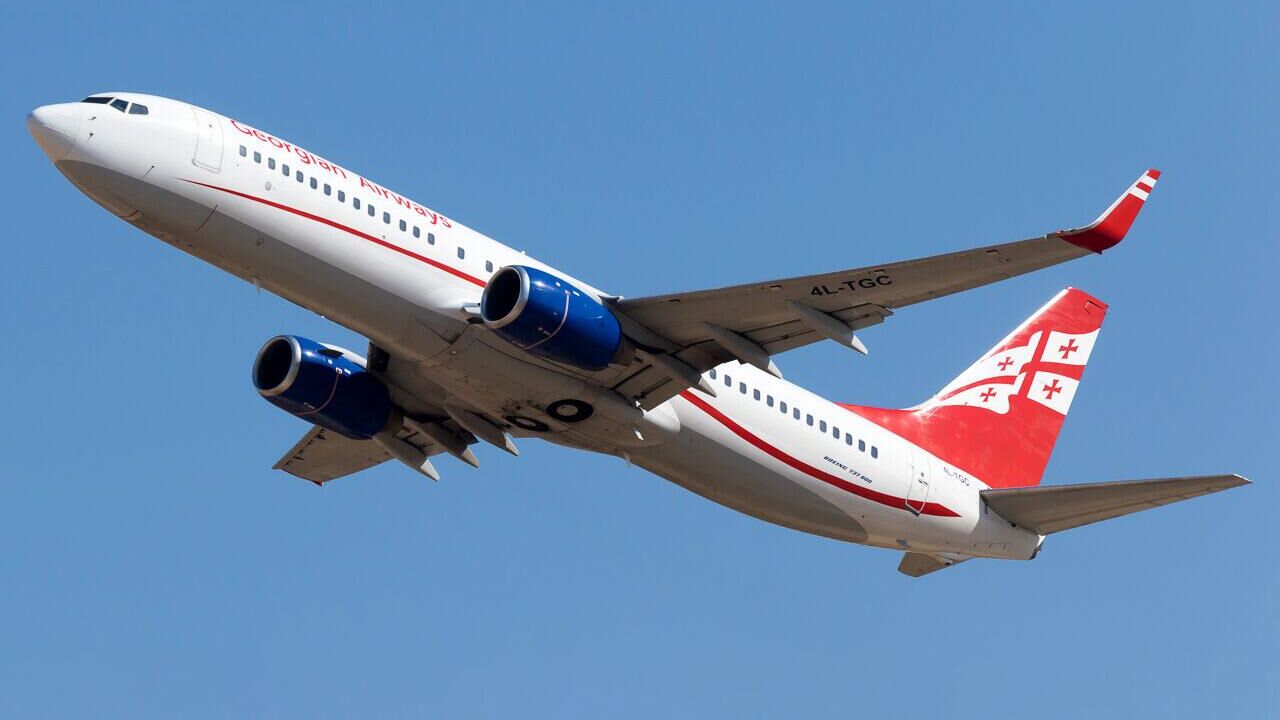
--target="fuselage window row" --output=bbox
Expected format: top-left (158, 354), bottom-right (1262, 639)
top-left (238, 145), bottom-right (499, 280)
top-left (706, 367), bottom-right (876, 458)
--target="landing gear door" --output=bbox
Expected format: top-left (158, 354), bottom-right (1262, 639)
top-left (192, 108), bottom-right (223, 172)
top-left (905, 449), bottom-right (931, 515)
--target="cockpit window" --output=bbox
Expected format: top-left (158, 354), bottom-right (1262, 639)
top-left (82, 96), bottom-right (112, 104)
top-left (128, 103), bottom-right (149, 115)
top-left (109, 98), bottom-right (129, 113)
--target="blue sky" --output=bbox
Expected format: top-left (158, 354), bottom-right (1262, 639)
top-left (2, 2), bottom-right (1275, 717)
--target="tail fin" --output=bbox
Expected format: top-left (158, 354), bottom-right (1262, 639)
top-left (843, 288), bottom-right (1107, 489)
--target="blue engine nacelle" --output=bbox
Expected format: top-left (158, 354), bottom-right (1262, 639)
top-left (252, 335), bottom-right (394, 439)
top-left (480, 265), bottom-right (626, 371)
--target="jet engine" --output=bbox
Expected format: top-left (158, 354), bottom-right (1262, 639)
top-left (252, 335), bottom-right (393, 439)
top-left (480, 265), bottom-right (628, 371)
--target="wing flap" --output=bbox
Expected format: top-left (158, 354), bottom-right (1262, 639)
top-left (273, 419), bottom-right (471, 485)
top-left (273, 427), bottom-right (391, 485)
top-left (981, 474), bottom-right (1250, 535)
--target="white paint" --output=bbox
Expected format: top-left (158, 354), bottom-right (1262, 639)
top-left (27, 92), bottom-right (1197, 574)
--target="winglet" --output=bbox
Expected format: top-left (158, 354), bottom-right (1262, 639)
top-left (1057, 169), bottom-right (1160, 253)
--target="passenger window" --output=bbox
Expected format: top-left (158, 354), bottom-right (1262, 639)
top-left (282, 164), bottom-right (290, 176)
top-left (871, 446), bottom-right (879, 459)
top-left (128, 104), bottom-right (149, 115)
top-left (253, 151), bottom-right (262, 163)
top-left (793, 408), bottom-right (801, 420)
top-left (353, 197), bottom-right (361, 210)
top-left (709, 369), bottom-right (717, 379)
top-left (806, 413), bottom-right (813, 426)
top-left (308, 177), bottom-right (317, 189)
top-left (858, 439), bottom-right (866, 452)
top-left (427, 232), bottom-right (436, 245)
top-left (399, 219), bottom-right (407, 231)
top-left (457, 246), bottom-right (466, 259)
top-left (753, 389), bottom-right (761, 401)
top-left (766, 395), bottom-right (774, 407)
top-left (486, 260), bottom-right (494, 272)
top-left (383, 212), bottom-right (391, 224)
top-left (724, 375), bottom-right (732, 387)
top-left (268, 158), bottom-right (276, 170)
top-left (295, 170), bottom-right (303, 182)
top-left (780, 401), bottom-right (787, 413)
top-left (412, 226), bottom-right (420, 238)
top-left (832, 426), bottom-right (840, 439)
top-left (368, 204), bottom-right (376, 217)
top-left (819, 420), bottom-right (827, 432)
top-left (110, 98), bottom-right (128, 113)
top-left (845, 433), bottom-right (853, 446)
top-left (739, 382), bottom-right (747, 395)
top-left (338, 190), bottom-right (346, 202)
top-left (323, 183), bottom-right (331, 196)
top-left (238, 145), bottom-right (247, 157)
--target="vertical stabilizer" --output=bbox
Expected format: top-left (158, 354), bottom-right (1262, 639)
top-left (843, 288), bottom-right (1107, 489)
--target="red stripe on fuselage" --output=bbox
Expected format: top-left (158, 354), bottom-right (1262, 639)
top-left (186, 178), bottom-right (957, 518)
top-left (180, 179), bottom-right (487, 287)
top-left (677, 391), bottom-right (959, 517)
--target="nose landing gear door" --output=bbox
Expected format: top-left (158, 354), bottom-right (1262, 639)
top-left (192, 108), bottom-right (223, 172)
top-left (905, 449), bottom-right (932, 516)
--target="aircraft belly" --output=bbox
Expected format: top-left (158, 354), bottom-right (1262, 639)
top-left (59, 160), bottom-right (209, 232)
top-left (59, 163), bottom-right (458, 362)
top-left (198, 209), bottom-right (443, 351)
top-left (629, 421), bottom-right (870, 544)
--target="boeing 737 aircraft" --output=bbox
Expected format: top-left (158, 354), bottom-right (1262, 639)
top-left (28, 92), bottom-right (1248, 576)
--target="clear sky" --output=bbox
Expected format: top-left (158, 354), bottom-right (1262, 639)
top-left (2, 2), bottom-right (1275, 717)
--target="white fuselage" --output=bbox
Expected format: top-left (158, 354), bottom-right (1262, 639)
top-left (30, 93), bottom-right (1041, 561)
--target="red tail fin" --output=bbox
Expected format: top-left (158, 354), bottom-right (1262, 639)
top-left (842, 288), bottom-right (1107, 489)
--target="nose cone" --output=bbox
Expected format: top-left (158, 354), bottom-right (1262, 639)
top-left (27, 103), bottom-right (81, 161)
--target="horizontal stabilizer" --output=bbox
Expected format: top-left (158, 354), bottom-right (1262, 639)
top-left (898, 552), bottom-right (970, 577)
top-left (982, 474), bottom-right (1249, 535)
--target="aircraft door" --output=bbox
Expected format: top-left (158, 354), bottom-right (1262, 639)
top-left (191, 107), bottom-right (223, 172)
top-left (904, 449), bottom-right (932, 515)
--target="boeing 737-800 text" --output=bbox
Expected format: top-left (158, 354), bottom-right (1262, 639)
top-left (28, 92), bottom-right (1248, 576)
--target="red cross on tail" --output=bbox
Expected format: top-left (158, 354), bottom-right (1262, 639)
top-left (841, 287), bottom-right (1107, 489)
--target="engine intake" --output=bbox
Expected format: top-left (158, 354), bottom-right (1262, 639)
top-left (480, 265), bottom-right (625, 371)
top-left (252, 335), bottom-right (393, 439)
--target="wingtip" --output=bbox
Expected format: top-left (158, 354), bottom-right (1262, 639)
top-left (1058, 169), bottom-right (1160, 253)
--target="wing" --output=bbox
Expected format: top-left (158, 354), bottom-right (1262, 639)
top-left (607, 170), bottom-right (1160, 408)
top-left (273, 418), bottom-right (480, 485)
top-left (981, 474), bottom-right (1249, 535)
top-left (274, 426), bottom-right (391, 485)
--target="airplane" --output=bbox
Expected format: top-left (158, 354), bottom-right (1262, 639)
top-left (27, 92), bottom-right (1249, 577)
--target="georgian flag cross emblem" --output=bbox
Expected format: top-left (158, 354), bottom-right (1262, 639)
top-left (923, 328), bottom-right (1099, 416)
